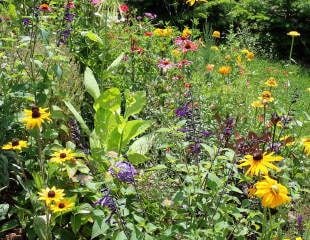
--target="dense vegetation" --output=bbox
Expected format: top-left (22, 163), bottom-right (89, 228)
top-left (0, 1), bottom-right (309, 239)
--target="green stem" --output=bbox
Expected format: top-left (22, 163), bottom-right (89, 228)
top-left (289, 37), bottom-right (294, 63)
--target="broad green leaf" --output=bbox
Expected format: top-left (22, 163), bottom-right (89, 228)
top-left (64, 101), bottom-right (91, 135)
top-left (115, 231), bottom-right (128, 240)
top-left (106, 127), bottom-right (122, 152)
top-left (94, 87), bottom-right (121, 113)
top-left (0, 154), bottom-right (9, 188)
top-left (84, 67), bottom-right (100, 100)
top-left (81, 31), bottom-right (103, 45)
top-left (107, 52), bottom-right (125, 70)
top-left (127, 152), bottom-right (148, 165)
top-left (91, 218), bottom-right (109, 239)
top-left (122, 120), bottom-right (152, 148)
top-left (0, 204), bottom-right (9, 221)
top-left (0, 219), bottom-right (19, 233)
top-left (124, 90), bottom-right (146, 119)
top-left (33, 216), bottom-right (49, 240)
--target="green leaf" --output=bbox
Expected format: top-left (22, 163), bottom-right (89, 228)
top-left (107, 53), bottom-right (125, 71)
top-left (64, 101), bottom-right (91, 135)
top-left (94, 87), bottom-right (121, 113)
top-left (124, 90), bottom-right (146, 119)
top-left (81, 31), bottom-right (103, 45)
top-left (0, 204), bottom-right (9, 221)
top-left (114, 231), bottom-right (128, 240)
top-left (33, 216), bottom-right (49, 240)
top-left (91, 217), bottom-right (109, 239)
top-left (0, 154), bottom-right (9, 188)
top-left (122, 120), bottom-right (152, 148)
top-left (84, 67), bottom-right (100, 100)
top-left (0, 219), bottom-right (19, 233)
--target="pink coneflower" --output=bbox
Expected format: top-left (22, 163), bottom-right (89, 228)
top-left (158, 59), bottom-right (174, 71)
top-left (179, 40), bottom-right (198, 53)
top-left (174, 36), bottom-right (188, 46)
top-left (177, 59), bottom-right (192, 68)
top-left (119, 4), bottom-right (129, 13)
top-left (90, 0), bottom-right (102, 6)
top-left (66, 1), bottom-right (75, 9)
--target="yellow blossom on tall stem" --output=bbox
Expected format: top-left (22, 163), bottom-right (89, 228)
top-left (212, 30), bottom-right (220, 38)
top-left (251, 100), bottom-right (264, 108)
top-left (246, 51), bottom-right (254, 61)
top-left (287, 31), bottom-right (300, 62)
top-left (265, 77), bottom-right (278, 87)
top-left (2, 139), bottom-right (28, 151)
top-left (238, 151), bottom-right (283, 176)
top-left (301, 137), bottom-right (310, 156)
top-left (259, 90), bottom-right (274, 103)
top-left (22, 106), bottom-right (51, 129)
top-left (254, 176), bottom-right (291, 208)
top-left (38, 186), bottom-right (65, 205)
top-left (50, 148), bottom-right (75, 164)
top-left (50, 198), bottom-right (74, 213)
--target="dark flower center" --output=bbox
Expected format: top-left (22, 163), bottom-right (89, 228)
top-left (185, 43), bottom-right (191, 49)
top-left (31, 107), bottom-right (41, 118)
top-left (58, 203), bottom-right (65, 209)
top-left (60, 153), bottom-right (67, 158)
top-left (48, 191), bottom-right (56, 198)
top-left (253, 152), bottom-right (263, 161)
top-left (11, 139), bottom-right (20, 147)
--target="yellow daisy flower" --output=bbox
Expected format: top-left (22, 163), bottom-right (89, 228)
top-left (287, 31), bottom-right (300, 37)
top-left (153, 28), bottom-right (173, 37)
top-left (246, 51), bottom-right (255, 61)
top-left (212, 30), bottom-right (220, 38)
top-left (50, 148), bottom-right (75, 164)
top-left (265, 77), bottom-right (278, 87)
top-left (255, 176), bottom-right (291, 208)
top-left (2, 139), bottom-right (28, 151)
top-left (50, 198), bottom-right (74, 213)
top-left (218, 66), bottom-right (231, 75)
top-left (251, 100), bottom-right (264, 108)
top-left (259, 90), bottom-right (274, 103)
top-left (38, 186), bottom-right (65, 205)
top-left (241, 49), bottom-right (250, 55)
top-left (238, 151), bottom-right (283, 176)
top-left (22, 106), bottom-right (51, 129)
top-left (280, 135), bottom-right (295, 146)
top-left (301, 137), bottom-right (310, 156)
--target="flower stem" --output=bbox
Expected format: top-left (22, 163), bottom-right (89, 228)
top-left (289, 37), bottom-right (294, 63)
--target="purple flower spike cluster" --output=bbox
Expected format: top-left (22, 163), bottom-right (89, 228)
top-left (57, 1), bottom-right (76, 46)
top-left (109, 161), bottom-right (137, 183)
top-left (95, 190), bottom-right (117, 212)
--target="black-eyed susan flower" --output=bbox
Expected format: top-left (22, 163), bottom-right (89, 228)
top-left (238, 151), bottom-right (283, 176)
top-left (50, 148), bottom-right (75, 164)
top-left (218, 66), bottom-right (231, 75)
top-left (212, 30), bottom-right (220, 38)
top-left (301, 137), bottom-right (310, 156)
top-left (22, 106), bottom-right (51, 129)
top-left (246, 51), bottom-right (254, 61)
top-left (50, 198), bottom-right (74, 213)
top-left (2, 139), bottom-right (28, 151)
top-left (259, 90), bottom-right (274, 103)
top-left (265, 77), bottom-right (278, 87)
top-left (254, 176), bottom-right (291, 208)
top-left (38, 186), bottom-right (65, 205)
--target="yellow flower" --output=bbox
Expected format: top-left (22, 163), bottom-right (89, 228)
top-left (295, 237), bottom-right (303, 240)
top-left (236, 55), bottom-right (242, 65)
top-left (265, 77), bottom-right (278, 87)
top-left (22, 106), bottom-right (51, 129)
top-left (210, 45), bottom-right (219, 51)
top-left (259, 90), bottom-right (274, 103)
top-left (38, 186), bottom-right (65, 205)
top-left (280, 135), bottom-right (295, 146)
top-left (181, 27), bottom-right (192, 38)
top-left (50, 148), bottom-right (75, 164)
top-left (218, 66), bottom-right (231, 75)
top-left (241, 49), bottom-right (250, 54)
top-left (153, 28), bottom-right (173, 37)
top-left (287, 31), bottom-right (300, 37)
top-left (212, 31), bottom-right (220, 38)
top-left (171, 49), bottom-right (181, 58)
top-left (301, 137), bottom-right (310, 156)
top-left (255, 176), bottom-right (291, 208)
top-left (186, 0), bottom-right (207, 6)
top-left (247, 186), bottom-right (257, 198)
top-left (50, 198), bottom-right (74, 213)
top-left (162, 198), bottom-right (173, 207)
top-left (2, 139), bottom-right (28, 151)
top-left (246, 51), bottom-right (255, 61)
top-left (251, 100), bottom-right (264, 108)
top-left (238, 151), bottom-right (283, 176)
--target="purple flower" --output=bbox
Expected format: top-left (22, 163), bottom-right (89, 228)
top-left (201, 130), bottom-right (212, 138)
top-left (58, 29), bottom-right (71, 45)
top-left (188, 142), bottom-right (201, 155)
top-left (144, 12), bottom-right (157, 20)
top-left (175, 104), bottom-right (192, 118)
top-left (64, 12), bottom-right (75, 22)
top-left (268, 142), bottom-right (282, 153)
top-left (109, 161), bottom-right (137, 183)
top-left (95, 191), bottom-right (116, 212)
top-left (22, 18), bottom-right (31, 26)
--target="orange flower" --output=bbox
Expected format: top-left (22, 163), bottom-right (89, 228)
top-left (218, 66), bottom-right (231, 75)
top-left (39, 3), bottom-right (51, 12)
top-left (206, 64), bottom-right (215, 72)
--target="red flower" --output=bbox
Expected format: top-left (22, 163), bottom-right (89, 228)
top-left (66, 1), bottom-right (75, 9)
top-left (39, 3), bottom-right (51, 12)
top-left (119, 4), bottom-right (129, 13)
top-left (144, 31), bottom-right (153, 37)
